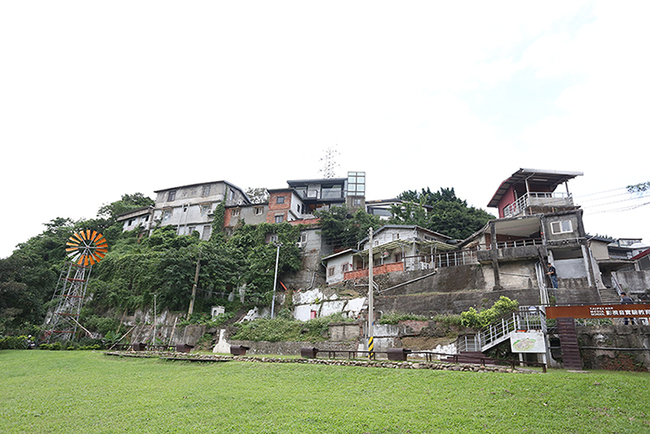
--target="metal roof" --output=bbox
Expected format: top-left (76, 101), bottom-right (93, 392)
top-left (487, 168), bottom-right (583, 208)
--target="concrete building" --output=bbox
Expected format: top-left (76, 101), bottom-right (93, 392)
top-left (116, 206), bottom-right (153, 233)
top-left (151, 181), bottom-right (250, 240)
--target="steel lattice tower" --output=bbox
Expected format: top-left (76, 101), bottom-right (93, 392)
top-left (43, 263), bottom-right (92, 342)
top-left (42, 230), bottom-right (108, 342)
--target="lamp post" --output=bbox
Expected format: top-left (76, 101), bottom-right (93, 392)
top-left (271, 242), bottom-right (282, 318)
top-left (368, 227), bottom-right (374, 359)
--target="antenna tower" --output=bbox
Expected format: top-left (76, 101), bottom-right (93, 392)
top-left (42, 230), bottom-right (108, 342)
top-left (319, 146), bottom-right (340, 179)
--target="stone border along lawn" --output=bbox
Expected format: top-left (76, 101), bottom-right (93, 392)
top-left (104, 351), bottom-right (539, 374)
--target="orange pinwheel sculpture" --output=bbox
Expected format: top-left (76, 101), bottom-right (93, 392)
top-left (66, 230), bottom-right (108, 266)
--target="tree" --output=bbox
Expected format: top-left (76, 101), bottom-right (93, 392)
top-left (391, 187), bottom-right (494, 239)
top-left (315, 206), bottom-right (383, 250)
top-left (97, 193), bottom-right (154, 223)
top-left (245, 187), bottom-right (269, 204)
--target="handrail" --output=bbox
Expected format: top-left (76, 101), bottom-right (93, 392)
top-left (504, 192), bottom-right (575, 217)
top-left (457, 309), bottom-right (546, 354)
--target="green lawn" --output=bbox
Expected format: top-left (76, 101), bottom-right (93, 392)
top-left (1, 350), bottom-right (648, 433)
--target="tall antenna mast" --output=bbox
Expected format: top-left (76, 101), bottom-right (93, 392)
top-left (319, 146), bottom-right (340, 179)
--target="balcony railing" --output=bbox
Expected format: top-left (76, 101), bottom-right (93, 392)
top-left (295, 189), bottom-right (344, 201)
top-left (503, 192), bottom-right (575, 217)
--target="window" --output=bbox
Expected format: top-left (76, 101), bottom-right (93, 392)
top-left (550, 220), bottom-right (573, 234)
top-left (232, 208), bottom-right (240, 216)
top-left (342, 263), bottom-right (350, 273)
top-left (183, 204), bottom-right (189, 212)
top-left (254, 207), bottom-right (264, 215)
top-left (163, 210), bottom-right (172, 220)
top-left (392, 233), bottom-right (400, 240)
top-left (202, 225), bottom-right (212, 239)
top-left (128, 219), bottom-right (135, 226)
top-left (276, 196), bottom-right (285, 204)
top-left (269, 234), bottom-right (278, 243)
top-left (328, 267), bottom-right (335, 277)
top-left (188, 226), bottom-right (196, 234)
top-left (201, 205), bottom-right (211, 216)
top-left (202, 185), bottom-right (211, 197)
top-left (275, 215), bottom-right (284, 223)
top-left (168, 191), bottom-right (176, 201)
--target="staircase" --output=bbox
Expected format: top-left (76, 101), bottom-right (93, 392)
top-left (556, 317), bottom-right (583, 370)
top-left (597, 286), bottom-right (621, 304)
top-left (454, 309), bottom-right (546, 362)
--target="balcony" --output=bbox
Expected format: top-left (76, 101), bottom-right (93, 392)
top-left (503, 192), bottom-right (576, 217)
top-left (295, 188), bottom-right (344, 201)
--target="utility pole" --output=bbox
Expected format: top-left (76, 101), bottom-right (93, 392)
top-left (368, 227), bottom-right (375, 359)
top-left (271, 242), bottom-right (282, 318)
top-left (152, 293), bottom-right (157, 345)
top-left (188, 250), bottom-right (201, 316)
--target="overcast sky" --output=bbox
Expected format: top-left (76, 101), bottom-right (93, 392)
top-left (1, 1), bottom-right (649, 258)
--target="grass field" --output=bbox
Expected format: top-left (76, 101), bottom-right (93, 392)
top-left (1, 350), bottom-right (649, 433)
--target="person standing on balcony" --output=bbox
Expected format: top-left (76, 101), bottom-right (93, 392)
top-left (547, 263), bottom-right (558, 288)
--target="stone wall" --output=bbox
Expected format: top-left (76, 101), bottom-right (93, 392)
top-left (575, 325), bottom-right (650, 371)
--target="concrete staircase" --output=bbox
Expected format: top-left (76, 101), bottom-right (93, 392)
top-left (597, 286), bottom-right (621, 304)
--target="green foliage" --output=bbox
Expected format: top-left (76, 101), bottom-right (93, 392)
top-left (460, 296), bottom-right (519, 329)
top-left (379, 312), bottom-right (429, 324)
top-left (97, 193), bottom-right (154, 223)
top-left (431, 314), bottom-right (463, 327)
top-left (232, 313), bottom-right (353, 343)
top-left (0, 335), bottom-right (31, 349)
top-left (392, 187), bottom-right (495, 239)
top-left (315, 206), bottom-right (383, 250)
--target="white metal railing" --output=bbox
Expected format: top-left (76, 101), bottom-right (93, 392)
top-left (479, 238), bottom-right (543, 250)
top-left (404, 250), bottom-right (478, 271)
top-left (457, 309), bottom-right (546, 354)
top-left (479, 309), bottom-right (546, 352)
top-left (503, 192), bottom-right (574, 217)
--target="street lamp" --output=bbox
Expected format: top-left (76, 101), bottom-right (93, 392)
top-left (271, 242), bottom-right (283, 318)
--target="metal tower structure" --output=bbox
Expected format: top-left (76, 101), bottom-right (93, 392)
top-left (42, 230), bottom-right (107, 342)
top-left (319, 146), bottom-right (340, 179)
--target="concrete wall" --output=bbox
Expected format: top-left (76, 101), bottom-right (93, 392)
top-left (576, 325), bottom-right (650, 371)
top-left (614, 270), bottom-right (650, 298)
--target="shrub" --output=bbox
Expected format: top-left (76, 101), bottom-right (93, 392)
top-left (0, 335), bottom-right (30, 349)
top-left (460, 296), bottom-right (519, 329)
top-left (379, 312), bottom-right (428, 325)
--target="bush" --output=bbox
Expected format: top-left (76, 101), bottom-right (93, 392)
top-left (460, 296), bottom-right (519, 329)
top-left (379, 312), bottom-right (428, 325)
top-left (232, 313), bottom-right (355, 343)
top-left (0, 335), bottom-right (30, 349)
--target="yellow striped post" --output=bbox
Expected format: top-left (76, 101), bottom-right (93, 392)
top-left (368, 336), bottom-right (375, 359)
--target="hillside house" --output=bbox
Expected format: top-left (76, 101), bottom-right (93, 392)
top-left (460, 168), bottom-right (604, 300)
top-left (324, 225), bottom-right (456, 284)
top-left (224, 203), bottom-right (268, 235)
top-left (151, 181), bottom-right (250, 240)
top-left (116, 206), bottom-right (153, 233)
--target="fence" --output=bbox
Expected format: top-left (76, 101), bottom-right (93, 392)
top-left (404, 250), bottom-right (478, 271)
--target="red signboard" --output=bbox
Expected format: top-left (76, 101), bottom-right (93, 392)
top-left (546, 304), bottom-right (650, 319)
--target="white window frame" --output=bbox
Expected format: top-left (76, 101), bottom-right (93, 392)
top-left (550, 220), bottom-right (573, 234)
